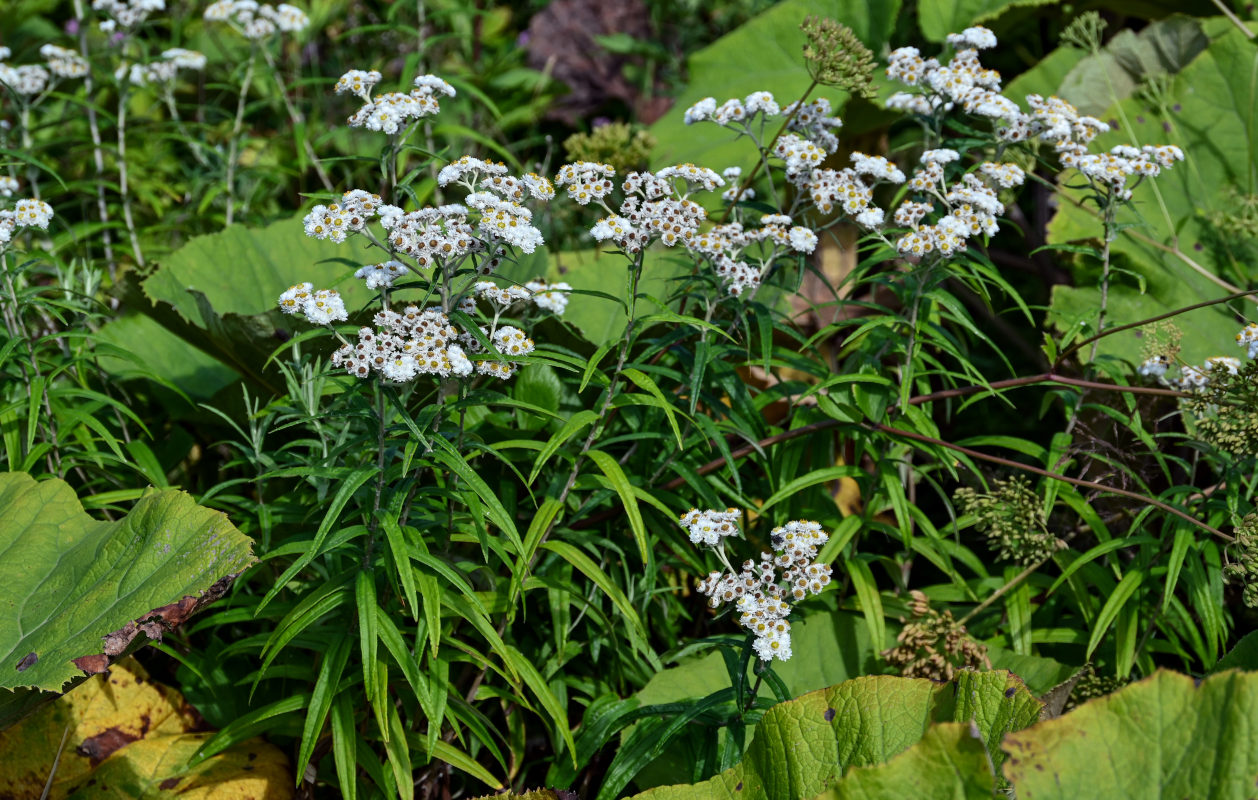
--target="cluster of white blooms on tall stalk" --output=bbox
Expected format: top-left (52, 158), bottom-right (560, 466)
top-left (281, 71), bottom-right (572, 386)
top-left (679, 26), bottom-right (1183, 304)
top-left (683, 510), bottom-right (832, 662)
top-left (0, 183), bottom-right (54, 249)
top-left (204, 0), bottom-right (324, 225)
top-left (1137, 325), bottom-right (1258, 390)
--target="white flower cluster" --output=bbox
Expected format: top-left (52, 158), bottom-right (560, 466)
top-left (203, 0), bottom-right (309, 38)
top-left (1238, 323), bottom-right (1258, 360)
top-left (525, 280), bottom-right (572, 315)
top-left (114, 48), bottom-right (207, 86)
top-left (328, 309), bottom-right (476, 382)
top-left (890, 152), bottom-right (1024, 257)
top-left (334, 69), bottom-right (381, 102)
top-left (303, 189), bottom-right (384, 244)
top-left (690, 514), bottom-right (832, 662)
top-left (1139, 326), bottom-right (1257, 390)
top-left (39, 45), bottom-right (88, 79)
top-left (688, 215), bottom-right (817, 297)
top-left (470, 279), bottom-right (572, 316)
top-left (0, 197), bottom-right (54, 244)
top-left (0, 177), bottom-right (17, 198)
top-left (277, 282), bottom-right (347, 325)
top-left (0, 59), bottom-right (50, 96)
top-left (354, 259), bottom-right (409, 290)
top-left (680, 508), bottom-right (740, 546)
top-left (555, 161), bottom-right (616, 206)
top-left (93, 0), bottom-right (164, 31)
top-left (344, 73), bottom-right (453, 135)
top-left (884, 30), bottom-right (1184, 203)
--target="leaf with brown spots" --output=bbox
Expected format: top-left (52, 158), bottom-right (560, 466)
top-left (0, 657), bottom-right (291, 800)
top-left (0, 472), bottom-right (255, 730)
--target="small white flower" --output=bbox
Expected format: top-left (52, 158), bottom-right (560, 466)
top-left (788, 226), bottom-right (818, 253)
top-left (684, 96), bottom-right (716, 125)
top-left (13, 198), bottom-right (54, 229)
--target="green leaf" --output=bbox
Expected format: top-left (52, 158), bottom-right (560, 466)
top-left (529, 410), bottom-right (598, 485)
top-left (846, 560), bottom-right (885, 655)
top-left (629, 670), bottom-right (1038, 799)
top-left (649, 0), bottom-right (901, 172)
top-left (1211, 631), bottom-right (1258, 674)
top-left (1046, 30), bottom-right (1258, 367)
top-left (819, 723), bottom-right (994, 799)
top-left (586, 449), bottom-right (649, 564)
top-left (140, 216), bottom-right (376, 329)
top-left (1086, 568), bottom-right (1144, 660)
top-left (1003, 670), bottom-right (1258, 797)
top-left (0, 473), bottom-right (255, 727)
top-left (539, 540), bottom-right (648, 643)
top-left (917, 0), bottom-right (1056, 42)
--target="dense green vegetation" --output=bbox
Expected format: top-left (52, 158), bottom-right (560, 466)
top-left (2, 0), bottom-right (1258, 797)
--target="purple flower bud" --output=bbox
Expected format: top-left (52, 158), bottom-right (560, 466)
top-left (65, 18), bottom-right (80, 35)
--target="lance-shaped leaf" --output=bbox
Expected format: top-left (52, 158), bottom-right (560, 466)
top-left (0, 472), bottom-right (255, 728)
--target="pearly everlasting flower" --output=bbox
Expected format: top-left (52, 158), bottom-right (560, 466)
top-left (354, 259), bottom-right (409, 289)
top-left (525, 280), bottom-right (572, 315)
top-left (946, 26), bottom-right (998, 50)
top-left (0, 177), bottom-right (17, 198)
top-left (13, 198), bottom-right (54, 229)
top-left (680, 508), bottom-right (740, 547)
top-left (788, 226), bottom-right (818, 253)
top-left (94, 0), bottom-right (166, 29)
top-left (1206, 356), bottom-right (1241, 376)
top-left (475, 280), bottom-right (530, 307)
top-left (161, 48), bottom-right (207, 70)
top-left (40, 45), bottom-right (89, 79)
top-left (744, 91), bottom-right (780, 117)
top-left (722, 185), bottom-right (755, 202)
top-left (522, 173), bottom-right (555, 201)
top-left (692, 514), bottom-right (832, 663)
top-left (1179, 365), bottom-right (1209, 390)
top-left (1138, 355), bottom-right (1170, 379)
top-left (978, 161), bottom-right (1025, 189)
top-left (555, 161), bottom-right (616, 205)
top-left (713, 98), bottom-right (747, 125)
top-left (348, 89), bottom-right (441, 134)
top-left (412, 74), bottom-right (455, 97)
top-left (855, 207), bottom-right (885, 230)
top-left (684, 96), bottom-right (717, 125)
top-left (851, 151), bottom-right (906, 183)
top-left (335, 69), bottom-right (381, 101)
top-left (1237, 323), bottom-right (1258, 360)
top-left (277, 282), bottom-right (313, 314)
top-left (656, 163), bottom-right (724, 192)
top-left (302, 289), bottom-right (347, 324)
top-left (438, 155), bottom-right (509, 187)
top-left (492, 325), bottom-right (534, 357)
top-left (921, 148), bottom-right (959, 164)
top-left (1, 64), bottom-right (50, 96)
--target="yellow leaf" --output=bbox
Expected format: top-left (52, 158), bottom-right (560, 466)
top-left (0, 657), bottom-right (292, 800)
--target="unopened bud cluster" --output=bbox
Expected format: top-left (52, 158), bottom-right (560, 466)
top-left (882, 590), bottom-right (989, 681)
top-left (1224, 515), bottom-right (1258, 608)
top-left (686, 512), bottom-right (832, 662)
top-left (955, 476), bottom-right (1062, 565)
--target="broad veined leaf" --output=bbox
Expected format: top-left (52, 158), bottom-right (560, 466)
top-left (0, 657), bottom-right (290, 799)
top-left (0, 473), bottom-right (255, 728)
top-left (629, 670), bottom-right (1039, 799)
top-left (1003, 669), bottom-right (1258, 798)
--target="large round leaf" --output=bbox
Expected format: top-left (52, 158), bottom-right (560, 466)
top-left (0, 473), bottom-right (255, 727)
top-left (629, 669), bottom-right (1040, 799)
top-left (1003, 669), bottom-right (1258, 798)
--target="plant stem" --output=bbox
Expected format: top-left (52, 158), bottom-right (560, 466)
top-left (72, 0), bottom-right (116, 276)
top-left (870, 422), bottom-right (1233, 543)
top-left (225, 46), bottom-right (258, 227)
top-left (363, 381), bottom-right (387, 570)
top-left (115, 87), bottom-right (145, 267)
top-left (261, 47), bottom-right (334, 193)
top-left (957, 556), bottom-right (1050, 627)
